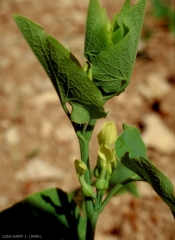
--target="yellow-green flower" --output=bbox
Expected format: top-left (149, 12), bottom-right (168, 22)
top-left (98, 121), bottom-right (117, 146)
top-left (98, 143), bottom-right (115, 163)
top-left (94, 143), bottom-right (116, 178)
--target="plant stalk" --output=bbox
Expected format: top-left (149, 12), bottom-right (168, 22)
top-left (85, 212), bottom-right (99, 240)
top-left (77, 119), bottom-right (98, 240)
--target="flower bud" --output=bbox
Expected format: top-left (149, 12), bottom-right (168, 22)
top-left (95, 178), bottom-right (108, 190)
top-left (98, 121), bottom-right (117, 146)
top-left (74, 160), bottom-right (95, 199)
top-left (81, 185), bottom-right (96, 199)
top-left (74, 159), bottom-right (87, 177)
top-left (80, 174), bottom-right (96, 198)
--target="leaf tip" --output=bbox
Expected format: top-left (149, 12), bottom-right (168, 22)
top-left (13, 14), bottom-right (21, 21)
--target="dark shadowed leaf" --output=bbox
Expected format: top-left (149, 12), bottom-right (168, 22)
top-left (0, 188), bottom-right (86, 239)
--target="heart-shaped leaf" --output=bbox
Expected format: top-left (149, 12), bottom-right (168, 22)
top-left (0, 188), bottom-right (86, 239)
top-left (13, 15), bottom-right (107, 123)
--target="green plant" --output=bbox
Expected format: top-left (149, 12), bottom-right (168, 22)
top-left (0, 0), bottom-right (174, 239)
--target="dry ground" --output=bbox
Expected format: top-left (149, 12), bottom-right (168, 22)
top-left (0, 0), bottom-right (175, 239)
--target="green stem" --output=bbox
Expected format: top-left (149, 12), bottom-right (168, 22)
top-left (95, 190), bottom-right (105, 210)
top-left (85, 212), bottom-right (99, 240)
top-left (78, 136), bottom-right (92, 183)
top-left (78, 137), bottom-right (96, 240)
top-left (84, 119), bottom-right (97, 141)
top-left (77, 119), bottom-right (98, 240)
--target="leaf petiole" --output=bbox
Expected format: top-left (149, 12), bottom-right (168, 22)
top-left (99, 175), bottom-right (142, 213)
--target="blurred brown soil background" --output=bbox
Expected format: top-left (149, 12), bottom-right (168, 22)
top-left (0, 0), bottom-right (175, 239)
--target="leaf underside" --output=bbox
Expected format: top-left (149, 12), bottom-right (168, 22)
top-left (13, 15), bottom-right (107, 124)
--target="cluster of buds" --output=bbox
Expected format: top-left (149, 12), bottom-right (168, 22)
top-left (74, 121), bottom-right (117, 198)
top-left (94, 121), bottom-right (117, 190)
